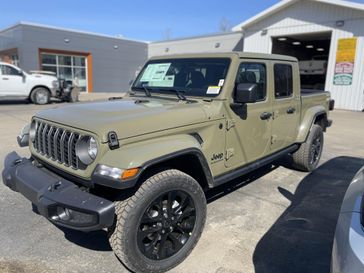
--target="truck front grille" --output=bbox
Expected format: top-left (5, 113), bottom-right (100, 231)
top-left (33, 120), bottom-right (83, 169)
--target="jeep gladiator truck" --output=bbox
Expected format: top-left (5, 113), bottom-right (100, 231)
top-left (2, 52), bottom-right (334, 273)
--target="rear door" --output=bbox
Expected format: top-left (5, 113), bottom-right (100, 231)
top-left (0, 64), bottom-right (26, 96)
top-left (271, 62), bottom-right (300, 152)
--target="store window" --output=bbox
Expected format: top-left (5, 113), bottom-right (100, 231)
top-left (41, 53), bottom-right (87, 91)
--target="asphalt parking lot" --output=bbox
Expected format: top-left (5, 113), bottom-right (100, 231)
top-left (0, 96), bottom-right (363, 273)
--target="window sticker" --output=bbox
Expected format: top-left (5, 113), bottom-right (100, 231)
top-left (149, 75), bottom-right (175, 87)
top-left (218, 79), bottom-right (225, 87)
top-left (206, 86), bottom-right (221, 94)
top-left (140, 63), bottom-right (171, 82)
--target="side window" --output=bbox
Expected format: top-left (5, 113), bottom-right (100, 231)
top-left (236, 63), bottom-right (267, 101)
top-left (1, 65), bottom-right (20, 76)
top-left (274, 64), bottom-right (293, 98)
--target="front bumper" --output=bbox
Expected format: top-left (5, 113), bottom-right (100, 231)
top-left (2, 152), bottom-right (115, 232)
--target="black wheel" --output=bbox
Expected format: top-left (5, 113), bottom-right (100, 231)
top-left (108, 169), bottom-right (206, 273)
top-left (292, 124), bottom-right (324, 172)
top-left (30, 87), bottom-right (50, 105)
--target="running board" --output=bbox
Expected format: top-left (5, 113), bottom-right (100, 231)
top-left (213, 144), bottom-right (299, 187)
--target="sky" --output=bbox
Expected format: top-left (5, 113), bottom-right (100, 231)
top-left (1, 0), bottom-right (364, 42)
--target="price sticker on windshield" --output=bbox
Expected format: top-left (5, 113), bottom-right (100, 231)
top-left (206, 86), bottom-right (221, 94)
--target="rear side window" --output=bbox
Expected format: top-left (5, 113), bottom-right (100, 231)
top-left (236, 63), bottom-right (267, 101)
top-left (274, 64), bottom-right (293, 98)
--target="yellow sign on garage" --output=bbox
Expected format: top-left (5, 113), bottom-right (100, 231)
top-left (336, 38), bottom-right (357, 62)
top-left (334, 38), bottom-right (357, 85)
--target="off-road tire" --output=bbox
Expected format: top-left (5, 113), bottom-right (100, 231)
top-left (292, 124), bottom-right (324, 172)
top-left (30, 87), bottom-right (50, 105)
top-left (108, 169), bottom-right (206, 273)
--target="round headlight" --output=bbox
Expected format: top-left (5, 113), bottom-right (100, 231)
top-left (29, 120), bottom-right (38, 142)
top-left (76, 136), bottom-right (98, 165)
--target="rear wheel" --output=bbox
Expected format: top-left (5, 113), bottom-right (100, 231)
top-left (108, 169), bottom-right (206, 273)
top-left (30, 87), bottom-right (50, 105)
top-left (292, 124), bottom-right (324, 172)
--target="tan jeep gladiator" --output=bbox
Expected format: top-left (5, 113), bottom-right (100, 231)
top-left (2, 52), bottom-right (334, 273)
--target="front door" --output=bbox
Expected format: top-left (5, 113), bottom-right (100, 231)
top-left (271, 62), bottom-right (300, 152)
top-left (225, 61), bottom-right (273, 169)
top-left (0, 64), bottom-right (26, 96)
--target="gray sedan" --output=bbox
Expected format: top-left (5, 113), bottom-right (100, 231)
top-left (332, 166), bottom-right (364, 273)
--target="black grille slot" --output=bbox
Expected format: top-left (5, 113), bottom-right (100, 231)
top-left (32, 121), bottom-right (85, 170)
top-left (71, 134), bottom-right (80, 168)
top-left (63, 132), bottom-right (71, 166)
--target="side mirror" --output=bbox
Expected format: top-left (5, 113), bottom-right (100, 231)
top-left (18, 70), bottom-right (25, 77)
top-left (234, 83), bottom-right (258, 104)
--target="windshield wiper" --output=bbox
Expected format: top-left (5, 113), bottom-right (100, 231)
top-left (161, 88), bottom-right (187, 101)
top-left (132, 86), bottom-right (188, 101)
top-left (142, 84), bottom-right (152, 97)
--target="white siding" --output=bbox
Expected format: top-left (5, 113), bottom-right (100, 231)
top-left (148, 32), bottom-right (244, 58)
top-left (242, 0), bottom-right (364, 111)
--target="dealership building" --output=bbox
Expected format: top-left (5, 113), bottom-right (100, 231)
top-left (0, 22), bottom-right (148, 92)
top-left (1, 0), bottom-right (364, 111)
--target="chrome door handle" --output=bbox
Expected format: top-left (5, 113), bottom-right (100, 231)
top-left (287, 107), bottom-right (296, 114)
top-left (260, 112), bottom-right (272, 120)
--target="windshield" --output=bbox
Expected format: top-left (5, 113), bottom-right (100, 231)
top-left (132, 58), bottom-right (231, 97)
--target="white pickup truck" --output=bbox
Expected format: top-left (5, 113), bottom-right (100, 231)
top-left (0, 62), bottom-right (79, 104)
top-left (299, 55), bottom-right (328, 75)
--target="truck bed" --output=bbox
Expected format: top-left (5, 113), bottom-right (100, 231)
top-left (300, 89), bottom-right (331, 122)
top-left (301, 89), bottom-right (327, 95)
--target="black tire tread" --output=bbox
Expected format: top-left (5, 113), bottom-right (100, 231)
top-left (30, 87), bottom-right (50, 105)
top-left (292, 124), bottom-right (323, 172)
top-left (108, 169), bottom-right (206, 273)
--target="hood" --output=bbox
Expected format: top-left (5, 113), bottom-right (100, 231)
top-left (28, 73), bottom-right (57, 81)
top-left (35, 98), bottom-right (209, 142)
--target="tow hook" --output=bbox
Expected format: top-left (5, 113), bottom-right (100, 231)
top-left (48, 181), bottom-right (62, 192)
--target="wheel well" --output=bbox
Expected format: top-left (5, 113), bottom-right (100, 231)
top-left (314, 113), bottom-right (328, 131)
top-left (29, 85), bottom-right (51, 99)
top-left (138, 154), bottom-right (211, 191)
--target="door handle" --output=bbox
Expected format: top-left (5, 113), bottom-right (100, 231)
top-left (287, 107), bottom-right (296, 114)
top-left (2, 77), bottom-right (9, 80)
top-left (260, 112), bottom-right (272, 120)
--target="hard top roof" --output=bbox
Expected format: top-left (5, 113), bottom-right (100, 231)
top-left (149, 52), bottom-right (297, 62)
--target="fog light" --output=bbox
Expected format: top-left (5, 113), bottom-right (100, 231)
top-left (50, 206), bottom-right (97, 227)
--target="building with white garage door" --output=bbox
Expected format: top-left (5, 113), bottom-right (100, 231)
top-left (233, 0), bottom-right (364, 111)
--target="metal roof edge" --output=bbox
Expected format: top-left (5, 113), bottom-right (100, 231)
top-left (232, 0), bottom-right (364, 31)
top-left (1, 21), bottom-right (148, 44)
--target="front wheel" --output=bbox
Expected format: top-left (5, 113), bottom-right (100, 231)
top-left (30, 87), bottom-right (50, 105)
top-left (108, 169), bottom-right (206, 273)
top-left (292, 124), bottom-right (324, 172)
